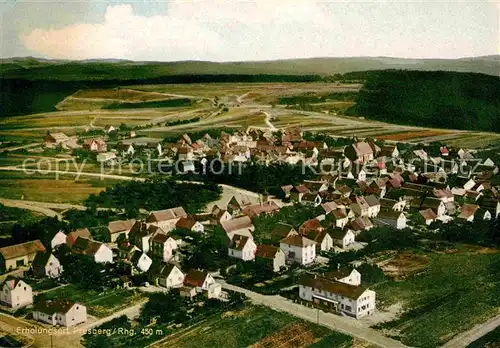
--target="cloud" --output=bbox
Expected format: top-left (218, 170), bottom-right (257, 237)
top-left (20, 1), bottom-right (499, 61)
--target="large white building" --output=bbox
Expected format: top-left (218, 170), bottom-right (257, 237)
top-left (299, 274), bottom-right (375, 319)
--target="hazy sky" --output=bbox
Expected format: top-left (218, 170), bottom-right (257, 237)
top-left (1, 0), bottom-right (499, 61)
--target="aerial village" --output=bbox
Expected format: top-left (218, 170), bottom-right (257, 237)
top-left (0, 125), bottom-right (499, 335)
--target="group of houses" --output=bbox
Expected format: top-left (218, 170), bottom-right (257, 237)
top-left (4, 128), bottom-right (498, 323)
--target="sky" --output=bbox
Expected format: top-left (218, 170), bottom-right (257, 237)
top-left (0, 0), bottom-right (499, 61)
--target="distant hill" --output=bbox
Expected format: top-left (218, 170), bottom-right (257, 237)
top-left (346, 70), bottom-right (500, 133)
top-left (1, 56), bottom-right (499, 80)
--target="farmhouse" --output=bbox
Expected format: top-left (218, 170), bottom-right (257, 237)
top-left (227, 196), bottom-right (252, 215)
top-left (33, 300), bottom-right (87, 327)
top-left (0, 240), bottom-right (46, 271)
top-left (83, 138), bottom-right (107, 152)
top-left (0, 277), bottom-right (33, 309)
top-left (299, 274), bottom-right (376, 319)
top-left (255, 245), bottom-right (286, 272)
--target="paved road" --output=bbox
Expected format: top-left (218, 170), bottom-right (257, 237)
top-left (442, 312), bottom-right (500, 348)
top-left (220, 281), bottom-right (409, 348)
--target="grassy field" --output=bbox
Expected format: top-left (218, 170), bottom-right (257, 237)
top-left (0, 170), bottom-right (122, 203)
top-left (36, 284), bottom-right (145, 318)
top-left (1, 82), bottom-right (498, 149)
top-left (371, 248), bottom-right (500, 348)
top-left (159, 305), bottom-right (354, 348)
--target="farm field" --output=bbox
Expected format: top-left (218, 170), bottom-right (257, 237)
top-left (1, 82), bottom-right (499, 150)
top-left (0, 170), bottom-right (122, 203)
top-left (371, 248), bottom-right (500, 348)
top-left (36, 284), bottom-right (146, 318)
top-left (157, 305), bottom-right (358, 348)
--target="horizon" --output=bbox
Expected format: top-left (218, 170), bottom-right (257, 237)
top-left (2, 54), bottom-right (500, 64)
top-left (1, 1), bottom-right (498, 61)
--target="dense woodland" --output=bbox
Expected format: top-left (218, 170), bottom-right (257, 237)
top-left (347, 70), bottom-right (500, 132)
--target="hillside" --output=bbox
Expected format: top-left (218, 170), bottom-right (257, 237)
top-left (346, 70), bottom-right (500, 133)
top-left (1, 56), bottom-right (499, 80)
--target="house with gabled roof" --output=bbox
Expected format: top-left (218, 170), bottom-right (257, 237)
top-left (0, 240), bottom-right (46, 271)
top-left (325, 268), bottom-right (361, 286)
top-left (228, 234), bottom-right (257, 261)
top-left (149, 262), bottom-right (184, 289)
top-left (66, 228), bottom-right (92, 248)
top-left (344, 142), bottom-right (374, 163)
top-left (290, 185), bottom-right (310, 202)
top-left (271, 223), bottom-right (298, 240)
top-left (279, 235), bottom-right (316, 265)
top-left (419, 209), bottom-right (438, 225)
top-left (47, 230), bottom-right (67, 250)
top-left (379, 198), bottom-right (406, 212)
top-left (375, 210), bottom-right (407, 230)
top-left (348, 216), bottom-right (373, 235)
top-left (303, 230), bottom-right (333, 252)
top-left (298, 219), bottom-right (324, 235)
top-left (107, 219), bottom-right (136, 243)
top-left (421, 197), bottom-right (446, 216)
top-left (33, 299), bottom-right (87, 327)
top-left (298, 274), bottom-right (375, 319)
top-left (220, 216), bottom-right (255, 240)
top-left (129, 250), bottom-right (152, 274)
top-left (149, 233), bottom-right (178, 263)
top-left (364, 195), bottom-right (380, 217)
top-left (146, 207), bottom-right (187, 232)
top-left (255, 245), bottom-right (286, 272)
top-left (176, 217), bottom-right (204, 233)
top-left (329, 229), bottom-right (355, 249)
top-left (457, 204), bottom-right (480, 222)
top-left (299, 192), bottom-right (322, 207)
top-left (330, 209), bottom-right (349, 229)
top-left (0, 277), bottom-right (33, 309)
top-left (44, 132), bottom-right (69, 146)
top-left (71, 237), bottom-right (113, 263)
top-left (242, 201), bottom-right (280, 218)
top-left (32, 252), bottom-right (63, 278)
top-left (227, 196), bottom-right (253, 216)
top-left (350, 196), bottom-right (370, 217)
top-left (182, 269), bottom-right (221, 299)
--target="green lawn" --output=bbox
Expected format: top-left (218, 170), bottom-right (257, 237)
top-left (159, 305), bottom-right (351, 348)
top-left (35, 284), bottom-right (146, 317)
top-left (372, 251), bottom-right (500, 348)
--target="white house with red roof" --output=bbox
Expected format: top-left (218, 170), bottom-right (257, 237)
top-left (0, 277), bottom-right (33, 309)
top-left (279, 235), bottom-right (316, 265)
